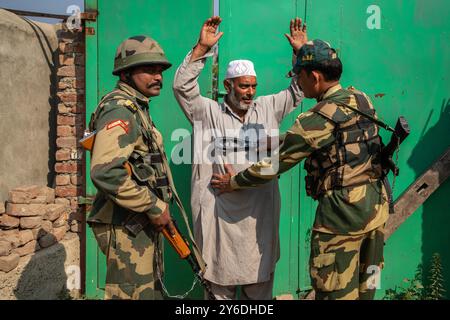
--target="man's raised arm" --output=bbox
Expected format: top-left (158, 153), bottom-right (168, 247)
top-left (172, 16), bottom-right (224, 123)
top-left (258, 17), bottom-right (308, 123)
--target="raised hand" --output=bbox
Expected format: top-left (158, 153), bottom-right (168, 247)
top-left (191, 16), bottom-right (224, 62)
top-left (198, 16), bottom-right (224, 49)
top-left (285, 17), bottom-right (307, 53)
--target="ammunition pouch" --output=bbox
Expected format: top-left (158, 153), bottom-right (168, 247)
top-left (122, 212), bottom-right (151, 237)
top-left (128, 151), bottom-right (172, 202)
top-left (305, 173), bottom-right (320, 200)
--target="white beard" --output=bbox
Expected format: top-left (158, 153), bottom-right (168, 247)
top-left (228, 86), bottom-right (251, 111)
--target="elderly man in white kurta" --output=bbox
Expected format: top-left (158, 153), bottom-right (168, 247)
top-left (172, 16), bottom-right (307, 299)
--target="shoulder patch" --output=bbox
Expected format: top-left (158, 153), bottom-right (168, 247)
top-left (117, 99), bottom-right (138, 112)
top-left (310, 101), bottom-right (352, 124)
top-left (106, 119), bottom-right (130, 133)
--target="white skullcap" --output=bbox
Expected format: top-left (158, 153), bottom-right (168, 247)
top-left (225, 60), bottom-right (257, 79)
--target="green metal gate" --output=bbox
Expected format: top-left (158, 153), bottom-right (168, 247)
top-left (85, 0), bottom-right (450, 299)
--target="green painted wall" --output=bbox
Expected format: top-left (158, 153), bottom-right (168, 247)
top-left (85, 0), bottom-right (450, 299)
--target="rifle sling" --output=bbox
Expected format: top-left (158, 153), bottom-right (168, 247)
top-left (340, 94), bottom-right (395, 133)
top-left (134, 107), bottom-right (207, 274)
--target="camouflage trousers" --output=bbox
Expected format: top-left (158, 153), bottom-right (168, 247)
top-left (310, 225), bottom-right (385, 300)
top-left (91, 222), bottom-right (164, 300)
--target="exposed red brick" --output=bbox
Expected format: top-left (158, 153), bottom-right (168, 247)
top-left (53, 212), bottom-right (68, 228)
top-left (57, 125), bottom-right (73, 137)
top-left (55, 162), bottom-right (78, 174)
top-left (56, 137), bottom-right (77, 148)
top-left (70, 197), bottom-right (80, 209)
top-left (13, 240), bottom-right (40, 257)
top-left (0, 253), bottom-right (20, 272)
top-left (8, 190), bottom-right (31, 204)
top-left (57, 65), bottom-right (75, 77)
top-left (43, 188), bottom-right (55, 204)
top-left (56, 149), bottom-right (71, 161)
top-left (57, 115), bottom-right (75, 126)
top-left (45, 204), bottom-right (69, 221)
top-left (0, 215), bottom-right (20, 228)
top-left (55, 186), bottom-right (80, 198)
top-left (59, 54), bottom-right (74, 66)
top-left (55, 198), bottom-right (70, 206)
top-left (58, 81), bottom-right (71, 90)
top-left (20, 216), bottom-right (42, 229)
top-left (18, 230), bottom-right (34, 246)
top-left (56, 175), bottom-right (70, 186)
top-left (57, 91), bottom-right (80, 103)
top-left (30, 196), bottom-right (47, 204)
top-left (11, 186), bottom-right (40, 197)
top-left (58, 103), bottom-right (71, 113)
top-left (6, 203), bottom-right (45, 217)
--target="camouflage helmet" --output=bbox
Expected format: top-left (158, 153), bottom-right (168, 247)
top-left (112, 35), bottom-right (172, 75)
top-left (288, 39), bottom-right (338, 77)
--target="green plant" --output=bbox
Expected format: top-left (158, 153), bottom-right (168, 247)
top-left (383, 264), bottom-right (424, 300)
top-left (383, 253), bottom-right (447, 300)
top-left (426, 253), bottom-right (446, 300)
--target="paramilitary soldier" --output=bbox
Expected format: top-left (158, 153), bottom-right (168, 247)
top-left (86, 36), bottom-right (177, 300)
top-left (211, 40), bottom-right (390, 300)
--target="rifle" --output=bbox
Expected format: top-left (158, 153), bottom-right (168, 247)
top-left (123, 212), bottom-right (216, 300)
top-left (380, 116), bottom-right (410, 176)
top-left (379, 116), bottom-right (411, 213)
top-left (162, 220), bottom-right (216, 300)
top-left (341, 98), bottom-right (410, 213)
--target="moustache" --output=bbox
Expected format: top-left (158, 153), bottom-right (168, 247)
top-left (147, 81), bottom-right (163, 89)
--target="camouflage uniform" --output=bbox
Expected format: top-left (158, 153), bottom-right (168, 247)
top-left (229, 40), bottom-right (389, 300)
top-left (87, 36), bottom-right (172, 300)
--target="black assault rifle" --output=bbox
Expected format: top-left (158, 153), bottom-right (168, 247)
top-left (379, 116), bottom-right (410, 213)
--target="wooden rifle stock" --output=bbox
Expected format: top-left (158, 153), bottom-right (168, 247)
top-left (162, 222), bottom-right (191, 259)
top-left (162, 221), bottom-right (216, 300)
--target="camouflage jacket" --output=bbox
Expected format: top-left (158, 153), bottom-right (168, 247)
top-left (87, 81), bottom-right (169, 225)
top-left (231, 84), bottom-right (389, 235)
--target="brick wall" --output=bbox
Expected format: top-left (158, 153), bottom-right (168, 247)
top-left (55, 27), bottom-right (86, 234)
top-left (0, 186), bottom-right (70, 272)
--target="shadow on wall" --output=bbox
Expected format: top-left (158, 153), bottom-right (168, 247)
top-left (20, 17), bottom-right (58, 189)
top-left (408, 97), bottom-right (450, 293)
top-left (14, 230), bottom-right (70, 300)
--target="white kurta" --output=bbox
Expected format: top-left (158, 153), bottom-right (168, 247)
top-left (172, 51), bottom-right (303, 285)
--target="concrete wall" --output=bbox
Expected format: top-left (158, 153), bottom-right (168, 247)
top-left (0, 9), bottom-right (59, 202)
